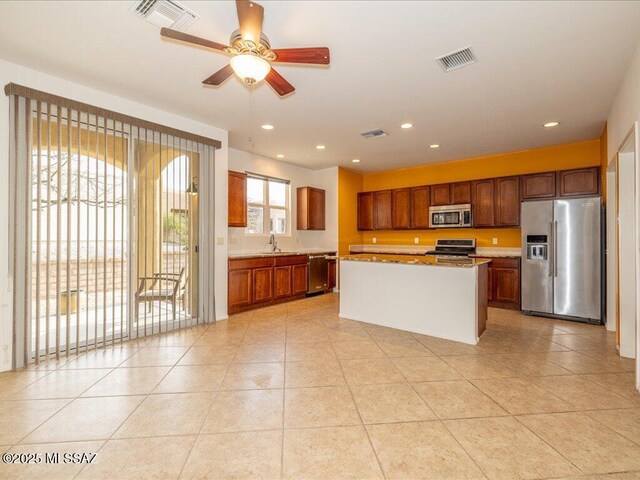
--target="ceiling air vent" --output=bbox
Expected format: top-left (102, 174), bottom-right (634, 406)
top-left (359, 129), bottom-right (388, 139)
top-left (130, 0), bottom-right (199, 31)
top-left (435, 46), bottom-right (477, 72)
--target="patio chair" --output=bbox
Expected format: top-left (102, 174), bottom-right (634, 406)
top-left (135, 268), bottom-right (187, 323)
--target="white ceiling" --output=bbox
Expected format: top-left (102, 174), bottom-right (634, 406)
top-left (1, 1), bottom-right (639, 172)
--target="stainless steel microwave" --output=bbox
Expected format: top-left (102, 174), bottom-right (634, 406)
top-left (429, 204), bottom-right (472, 228)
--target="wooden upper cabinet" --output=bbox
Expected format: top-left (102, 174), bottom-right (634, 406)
top-left (410, 186), bottom-right (430, 229)
top-left (297, 187), bottom-right (325, 230)
top-left (391, 188), bottom-right (411, 229)
top-left (357, 192), bottom-right (374, 231)
top-left (451, 181), bottom-right (472, 204)
top-left (471, 179), bottom-right (495, 227)
top-left (431, 182), bottom-right (470, 206)
top-left (521, 172), bottom-right (556, 199)
top-left (374, 190), bottom-right (393, 230)
top-left (228, 171), bottom-right (247, 227)
top-left (494, 176), bottom-right (520, 227)
top-left (558, 167), bottom-right (599, 197)
top-left (430, 184), bottom-right (451, 206)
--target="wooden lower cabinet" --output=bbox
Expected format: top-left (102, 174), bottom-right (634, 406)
top-left (274, 266), bottom-right (292, 299)
top-left (480, 257), bottom-right (520, 310)
top-left (229, 255), bottom-right (310, 313)
top-left (228, 269), bottom-right (252, 308)
top-left (292, 264), bottom-right (309, 295)
top-left (252, 267), bottom-right (273, 304)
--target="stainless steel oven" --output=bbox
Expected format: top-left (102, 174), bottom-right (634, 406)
top-left (429, 204), bottom-right (472, 228)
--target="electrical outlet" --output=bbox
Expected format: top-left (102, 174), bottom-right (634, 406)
top-left (372, 237), bottom-right (377, 244)
top-left (217, 237), bottom-right (225, 246)
top-left (492, 237), bottom-right (498, 245)
top-left (414, 237), bottom-right (419, 244)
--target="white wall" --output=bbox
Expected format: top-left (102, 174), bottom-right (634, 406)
top-left (605, 38), bottom-right (640, 390)
top-left (228, 148), bottom-right (338, 254)
top-left (0, 59), bottom-right (229, 371)
top-left (608, 39), bottom-right (640, 157)
top-left (618, 149), bottom-right (636, 359)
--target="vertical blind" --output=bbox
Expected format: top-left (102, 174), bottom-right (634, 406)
top-left (6, 83), bottom-right (220, 369)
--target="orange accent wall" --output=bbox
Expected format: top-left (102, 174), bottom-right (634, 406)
top-left (338, 139), bottom-right (601, 249)
top-left (338, 167), bottom-right (364, 254)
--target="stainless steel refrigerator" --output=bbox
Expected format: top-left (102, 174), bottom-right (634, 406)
top-left (521, 197), bottom-right (602, 324)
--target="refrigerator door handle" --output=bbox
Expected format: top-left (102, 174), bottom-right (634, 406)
top-left (554, 220), bottom-right (559, 277)
top-left (549, 221), bottom-right (554, 276)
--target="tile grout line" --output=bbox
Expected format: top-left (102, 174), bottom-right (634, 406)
top-left (510, 413), bottom-right (586, 476)
top-left (370, 335), bottom-right (493, 480)
top-left (327, 337), bottom-right (388, 480)
top-left (72, 322), bottom-right (212, 480)
top-left (175, 313), bottom-right (251, 480)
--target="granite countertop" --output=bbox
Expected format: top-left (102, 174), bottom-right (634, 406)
top-left (348, 244), bottom-right (521, 258)
top-left (340, 254), bottom-right (491, 268)
top-left (229, 250), bottom-right (337, 259)
top-left (469, 248), bottom-right (521, 259)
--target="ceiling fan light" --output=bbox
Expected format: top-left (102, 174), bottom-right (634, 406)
top-left (230, 54), bottom-right (271, 84)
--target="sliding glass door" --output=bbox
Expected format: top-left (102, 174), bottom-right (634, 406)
top-left (6, 92), bottom-right (213, 366)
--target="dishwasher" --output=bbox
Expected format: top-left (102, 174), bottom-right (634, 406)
top-left (307, 254), bottom-right (335, 294)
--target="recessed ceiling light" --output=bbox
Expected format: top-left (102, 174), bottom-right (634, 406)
top-left (276, 154), bottom-right (285, 159)
top-left (543, 122), bottom-right (559, 128)
top-left (316, 145), bottom-right (326, 150)
top-left (261, 124), bottom-right (274, 130)
top-left (400, 123), bottom-right (414, 129)
top-left (429, 144), bottom-right (440, 149)
top-left (352, 159), bottom-right (360, 163)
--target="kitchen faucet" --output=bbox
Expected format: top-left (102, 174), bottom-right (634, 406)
top-left (269, 233), bottom-right (281, 253)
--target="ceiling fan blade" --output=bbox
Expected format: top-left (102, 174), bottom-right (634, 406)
top-left (236, 0), bottom-right (264, 44)
top-left (161, 27), bottom-right (228, 52)
top-left (203, 64), bottom-right (235, 86)
top-left (265, 68), bottom-right (295, 96)
top-left (272, 47), bottom-right (330, 65)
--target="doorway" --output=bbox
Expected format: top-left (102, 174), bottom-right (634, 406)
top-left (611, 124), bottom-right (638, 369)
top-left (28, 115), bottom-right (203, 358)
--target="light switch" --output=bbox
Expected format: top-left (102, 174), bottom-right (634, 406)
top-left (414, 237), bottom-right (419, 244)
top-left (372, 237), bottom-right (377, 244)
top-left (492, 237), bottom-right (498, 245)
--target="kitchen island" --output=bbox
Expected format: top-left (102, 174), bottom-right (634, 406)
top-left (339, 254), bottom-right (489, 345)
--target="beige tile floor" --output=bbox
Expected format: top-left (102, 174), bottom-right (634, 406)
top-left (0, 292), bottom-right (639, 480)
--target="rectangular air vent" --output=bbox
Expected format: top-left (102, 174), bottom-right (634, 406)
top-left (130, 0), bottom-right (199, 31)
top-left (359, 129), bottom-right (388, 139)
top-left (435, 46), bottom-right (477, 72)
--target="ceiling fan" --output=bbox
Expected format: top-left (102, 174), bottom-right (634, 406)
top-left (160, 0), bottom-right (330, 96)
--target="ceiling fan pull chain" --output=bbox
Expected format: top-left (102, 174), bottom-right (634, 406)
top-left (248, 86), bottom-right (256, 150)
